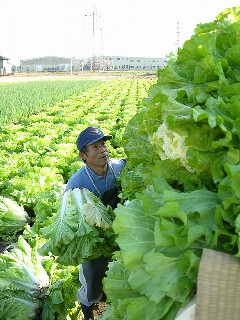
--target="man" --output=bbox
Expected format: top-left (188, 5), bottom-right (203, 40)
top-left (65, 126), bottom-right (126, 320)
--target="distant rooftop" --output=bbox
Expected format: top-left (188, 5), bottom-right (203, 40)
top-left (0, 56), bottom-right (9, 60)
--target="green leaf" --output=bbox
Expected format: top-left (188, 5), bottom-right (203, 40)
top-left (39, 188), bottom-right (117, 265)
top-left (113, 201), bottom-right (156, 267)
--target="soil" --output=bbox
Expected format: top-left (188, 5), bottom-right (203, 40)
top-left (0, 71), bottom-right (157, 83)
top-left (93, 302), bottom-right (107, 319)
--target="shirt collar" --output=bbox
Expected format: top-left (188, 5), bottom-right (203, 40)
top-left (86, 162), bottom-right (111, 180)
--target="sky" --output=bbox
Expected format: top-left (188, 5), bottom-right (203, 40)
top-left (1, 0), bottom-right (239, 65)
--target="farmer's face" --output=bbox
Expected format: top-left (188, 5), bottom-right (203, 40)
top-left (81, 139), bottom-right (109, 167)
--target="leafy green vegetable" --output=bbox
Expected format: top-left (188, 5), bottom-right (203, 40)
top-left (1, 166), bottom-right (65, 228)
top-left (39, 188), bottom-right (117, 265)
top-left (0, 290), bottom-right (41, 320)
top-left (81, 187), bottom-right (114, 228)
top-left (103, 6), bottom-right (240, 320)
top-left (0, 196), bottom-right (29, 241)
top-left (0, 236), bottom-right (49, 319)
top-left (0, 236), bottom-right (49, 297)
top-left (40, 262), bottom-right (81, 320)
top-left (0, 232), bottom-right (82, 320)
top-left (103, 188), bottom-right (227, 319)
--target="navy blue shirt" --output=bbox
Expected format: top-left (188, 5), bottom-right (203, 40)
top-left (65, 159), bottom-right (126, 197)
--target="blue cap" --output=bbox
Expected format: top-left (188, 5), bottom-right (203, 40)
top-left (76, 126), bottom-right (112, 151)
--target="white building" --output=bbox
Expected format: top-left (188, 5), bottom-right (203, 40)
top-left (100, 56), bottom-right (167, 70)
top-left (20, 55), bottom-right (167, 72)
top-left (0, 56), bottom-right (13, 76)
top-left (20, 56), bottom-right (80, 73)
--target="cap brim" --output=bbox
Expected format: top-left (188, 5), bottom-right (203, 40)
top-left (86, 135), bottom-right (112, 146)
top-left (102, 135), bottom-right (112, 141)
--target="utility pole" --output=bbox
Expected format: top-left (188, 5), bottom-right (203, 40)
top-left (100, 28), bottom-right (104, 70)
top-left (85, 10), bottom-right (96, 71)
top-left (84, 5), bottom-right (101, 71)
top-left (92, 10), bottom-right (95, 71)
top-left (175, 20), bottom-right (180, 53)
top-left (70, 57), bottom-right (73, 75)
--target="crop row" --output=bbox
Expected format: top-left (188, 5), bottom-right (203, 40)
top-left (0, 79), bottom-right (102, 125)
top-left (0, 78), bottom-right (155, 226)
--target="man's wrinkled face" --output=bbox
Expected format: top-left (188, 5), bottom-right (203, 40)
top-left (80, 139), bottom-right (109, 167)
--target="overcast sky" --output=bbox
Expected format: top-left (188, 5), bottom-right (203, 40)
top-left (1, 0), bottom-right (239, 65)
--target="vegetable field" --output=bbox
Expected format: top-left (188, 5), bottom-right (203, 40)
top-left (0, 77), bottom-right (155, 319)
top-left (0, 79), bottom-right (102, 125)
top-left (2, 5), bottom-right (240, 320)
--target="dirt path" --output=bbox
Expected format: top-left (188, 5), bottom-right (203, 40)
top-left (0, 71), bottom-right (156, 83)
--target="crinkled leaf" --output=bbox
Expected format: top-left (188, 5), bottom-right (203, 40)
top-left (39, 188), bottom-right (116, 265)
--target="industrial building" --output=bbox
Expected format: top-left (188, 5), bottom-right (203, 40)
top-left (20, 55), bottom-right (167, 72)
top-left (102, 56), bottom-right (167, 70)
top-left (20, 56), bottom-right (78, 73)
